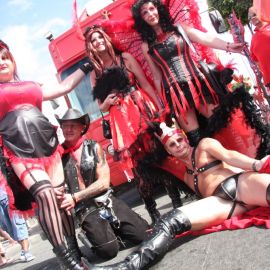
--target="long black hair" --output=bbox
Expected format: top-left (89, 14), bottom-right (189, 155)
top-left (132, 0), bottom-right (177, 44)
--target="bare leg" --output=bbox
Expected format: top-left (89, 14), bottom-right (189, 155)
top-left (0, 228), bottom-right (17, 245)
top-left (176, 108), bottom-right (201, 146)
top-left (83, 196), bottom-right (247, 270)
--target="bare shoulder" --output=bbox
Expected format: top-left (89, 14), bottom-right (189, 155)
top-left (122, 51), bottom-right (133, 60)
top-left (198, 137), bottom-right (220, 150)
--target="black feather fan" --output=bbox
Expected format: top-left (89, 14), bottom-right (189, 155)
top-left (93, 66), bottom-right (131, 102)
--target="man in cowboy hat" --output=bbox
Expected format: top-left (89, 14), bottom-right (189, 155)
top-left (57, 108), bottom-right (149, 261)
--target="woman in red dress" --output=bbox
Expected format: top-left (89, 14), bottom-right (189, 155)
top-left (85, 26), bottom-right (185, 223)
top-left (0, 40), bottom-right (93, 269)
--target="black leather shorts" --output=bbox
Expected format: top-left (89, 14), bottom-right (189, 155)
top-left (213, 173), bottom-right (245, 218)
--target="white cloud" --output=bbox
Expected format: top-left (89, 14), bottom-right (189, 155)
top-left (7, 0), bottom-right (32, 11)
top-left (85, 0), bottom-right (113, 16)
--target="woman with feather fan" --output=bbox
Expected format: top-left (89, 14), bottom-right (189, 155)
top-left (84, 26), bottom-right (187, 224)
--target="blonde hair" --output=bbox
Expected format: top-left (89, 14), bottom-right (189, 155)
top-left (84, 26), bottom-right (118, 77)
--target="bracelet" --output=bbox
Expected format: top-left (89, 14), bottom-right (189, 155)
top-left (226, 42), bottom-right (231, 53)
top-left (71, 193), bottom-right (77, 204)
top-left (252, 160), bottom-right (258, 172)
top-left (79, 61), bottom-right (93, 75)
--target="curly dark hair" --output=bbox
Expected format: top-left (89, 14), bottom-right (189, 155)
top-left (132, 0), bottom-right (177, 44)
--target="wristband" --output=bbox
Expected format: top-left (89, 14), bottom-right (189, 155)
top-left (71, 193), bottom-right (77, 204)
top-left (79, 61), bottom-right (93, 75)
top-left (252, 160), bottom-right (258, 172)
top-left (226, 42), bottom-right (231, 53)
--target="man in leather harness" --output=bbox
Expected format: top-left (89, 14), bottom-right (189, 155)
top-left (57, 109), bottom-right (149, 262)
top-left (82, 121), bottom-right (270, 270)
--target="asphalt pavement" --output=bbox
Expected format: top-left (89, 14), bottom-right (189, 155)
top-left (2, 185), bottom-right (270, 270)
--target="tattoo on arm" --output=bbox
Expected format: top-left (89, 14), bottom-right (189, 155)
top-left (101, 151), bottom-right (106, 165)
top-left (76, 181), bottom-right (105, 202)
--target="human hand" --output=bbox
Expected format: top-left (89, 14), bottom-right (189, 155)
top-left (54, 186), bottom-right (65, 202)
top-left (228, 42), bottom-right (246, 53)
top-left (60, 193), bottom-right (76, 212)
top-left (106, 93), bottom-right (119, 106)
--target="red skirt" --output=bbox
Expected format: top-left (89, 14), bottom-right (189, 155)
top-left (109, 89), bottom-right (157, 175)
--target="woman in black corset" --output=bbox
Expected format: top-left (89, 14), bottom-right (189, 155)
top-left (132, 0), bottom-right (244, 146)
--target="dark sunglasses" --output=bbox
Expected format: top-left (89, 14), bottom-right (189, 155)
top-left (83, 25), bottom-right (101, 36)
top-left (248, 14), bottom-right (257, 21)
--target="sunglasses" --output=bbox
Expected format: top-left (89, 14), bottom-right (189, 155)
top-left (83, 25), bottom-right (101, 36)
top-left (248, 14), bottom-right (257, 21)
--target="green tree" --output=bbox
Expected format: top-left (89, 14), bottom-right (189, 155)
top-left (207, 0), bottom-right (252, 25)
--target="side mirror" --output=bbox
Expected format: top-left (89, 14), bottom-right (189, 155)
top-left (208, 9), bottom-right (227, 33)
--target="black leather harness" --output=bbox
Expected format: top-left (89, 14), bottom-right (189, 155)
top-left (186, 147), bottom-right (222, 198)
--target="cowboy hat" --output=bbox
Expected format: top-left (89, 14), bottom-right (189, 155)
top-left (56, 108), bottom-right (90, 135)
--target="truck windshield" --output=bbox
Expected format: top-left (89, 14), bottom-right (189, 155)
top-left (60, 58), bottom-right (101, 121)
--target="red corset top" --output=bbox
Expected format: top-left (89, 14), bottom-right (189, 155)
top-left (0, 81), bottom-right (43, 121)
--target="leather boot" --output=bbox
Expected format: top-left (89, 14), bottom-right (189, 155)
top-left (144, 198), bottom-right (161, 225)
top-left (186, 128), bottom-right (201, 147)
top-left (53, 243), bottom-right (83, 270)
top-left (66, 236), bottom-right (83, 264)
top-left (82, 209), bottom-right (191, 270)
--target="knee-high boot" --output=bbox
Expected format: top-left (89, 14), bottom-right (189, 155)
top-left (82, 209), bottom-right (191, 270)
top-left (186, 128), bottom-right (201, 147)
top-left (66, 236), bottom-right (83, 264)
top-left (53, 243), bottom-right (83, 270)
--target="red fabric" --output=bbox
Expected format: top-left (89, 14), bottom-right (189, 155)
top-left (0, 81), bottom-right (42, 120)
top-left (62, 136), bottom-right (85, 155)
top-left (250, 23), bottom-right (270, 85)
top-left (259, 156), bottom-right (270, 173)
top-left (253, 0), bottom-right (270, 22)
top-left (109, 89), bottom-right (157, 152)
top-left (176, 206), bottom-right (270, 238)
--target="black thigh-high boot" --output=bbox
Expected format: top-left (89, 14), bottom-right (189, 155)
top-left (29, 180), bottom-right (82, 270)
top-left (82, 209), bottom-right (191, 270)
top-left (186, 128), bottom-right (201, 147)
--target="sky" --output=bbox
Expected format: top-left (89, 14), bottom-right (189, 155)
top-left (0, 0), bottom-right (112, 85)
top-left (0, 0), bottom-right (255, 91)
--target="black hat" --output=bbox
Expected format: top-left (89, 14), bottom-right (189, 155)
top-left (57, 108), bottom-right (90, 135)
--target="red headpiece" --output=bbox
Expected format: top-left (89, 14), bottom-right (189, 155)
top-left (157, 122), bottom-right (185, 145)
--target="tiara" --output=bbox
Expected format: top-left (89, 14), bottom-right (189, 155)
top-left (157, 122), bottom-right (185, 145)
